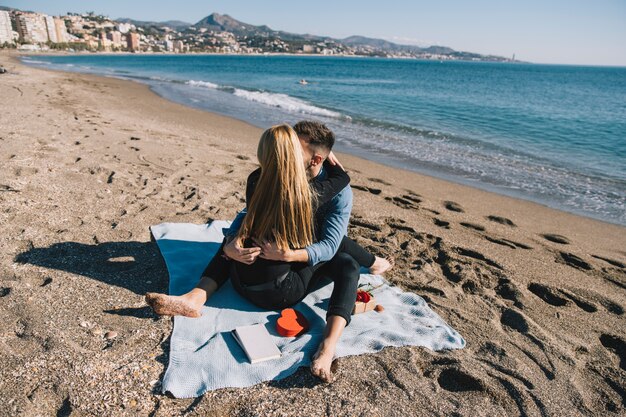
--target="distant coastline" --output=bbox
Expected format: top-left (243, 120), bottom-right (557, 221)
top-left (1, 9), bottom-right (518, 63)
top-left (14, 49), bottom-right (529, 63)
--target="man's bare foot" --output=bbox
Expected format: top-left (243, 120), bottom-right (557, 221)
top-left (145, 292), bottom-right (202, 318)
top-left (369, 256), bottom-right (393, 275)
top-left (311, 342), bottom-right (337, 383)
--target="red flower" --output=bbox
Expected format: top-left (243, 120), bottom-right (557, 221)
top-left (356, 290), bottom-right (371, 303)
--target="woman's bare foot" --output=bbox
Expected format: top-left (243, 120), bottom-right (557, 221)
top-left (310, 341), bottom-right (337, 383)
top-left (369, 256), bottom-right (393, 275)
top-left (145, 292), bottom-right (203, 318)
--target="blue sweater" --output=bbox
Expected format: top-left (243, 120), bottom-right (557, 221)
top-left (223, 167), bottom-right (353, 266)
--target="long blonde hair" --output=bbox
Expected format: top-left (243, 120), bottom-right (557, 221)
top-left (238, 124), bottom-right (315, 250)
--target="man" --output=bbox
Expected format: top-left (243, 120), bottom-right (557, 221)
top-left (146, 121), bottom-right (390, 382)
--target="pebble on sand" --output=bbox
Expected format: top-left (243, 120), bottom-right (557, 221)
top-left (104, 331), bottom-right (118, 340)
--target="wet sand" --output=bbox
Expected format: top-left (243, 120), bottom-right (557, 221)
top-left (1, 51), bottom-right (625, 416)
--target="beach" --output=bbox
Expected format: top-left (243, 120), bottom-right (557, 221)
top-left (1, 51), bottom-right (625, 416)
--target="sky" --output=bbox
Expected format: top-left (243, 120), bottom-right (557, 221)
top-left (2, 0), bottom-right (625, 66)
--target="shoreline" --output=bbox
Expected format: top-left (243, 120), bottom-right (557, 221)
top-left (1, 50), bottom-right (624, 416)
top-left (15, 49), bottom-right (626, 68)
top-left (16, 52), bottom-right (626, 227)
top-left (11, 49), bottom-right (518, 63)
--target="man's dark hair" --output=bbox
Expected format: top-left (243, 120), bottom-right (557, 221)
top-left (293, 121), bottom-right (335, 152)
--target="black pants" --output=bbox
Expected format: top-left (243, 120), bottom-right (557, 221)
top-left (201, 236), bottom-right (375, 326)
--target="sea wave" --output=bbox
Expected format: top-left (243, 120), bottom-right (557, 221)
top-left (185, 79), bottom-right (342, 118)
top-left (21, 58), bottom-right (49, 65)
top-left (232, 89), bottom-right (342, 118)
top-left (185, 79), bottom-right (219, 89)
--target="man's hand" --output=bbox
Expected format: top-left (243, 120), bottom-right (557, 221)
top-left (224, 237), bottom-right (261, 265)
top-left (254, 239), bottom-right (294, 262)
top-left (254, 239), bottom-right (310, 263)
top-left (327, 151), bottom-right (344, 171)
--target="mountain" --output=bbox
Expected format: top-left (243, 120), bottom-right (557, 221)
top-left (193, 13), bottom-right (274, 36)
top-left (119, 12), bottom-right (510, 61)
top-left (116, 18), bottom-right (191, 29)
top-left (422, 45), bottom-right (455, 55)
top-left (343, 37), bottom-right (457, 55)
top-left (343, 36), bottom-right (411, 49)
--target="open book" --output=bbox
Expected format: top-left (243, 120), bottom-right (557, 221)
top-left (231, 323), bottom-right (282, 364)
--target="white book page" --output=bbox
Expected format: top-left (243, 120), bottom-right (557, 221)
top-left (233, 323), bottom-right (281, 363)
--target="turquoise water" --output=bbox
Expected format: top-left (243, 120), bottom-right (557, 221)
top-left (23, 55), bottom-right (626, 225)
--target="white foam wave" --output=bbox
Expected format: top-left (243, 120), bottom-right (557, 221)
top-left (184, 79), bottom-right (341, 118)
top-left (186, 80), bottom-right (219, 89)
top-left (232, 89), bottom-right (341, 118)
top-left (22, 58), bottom-right (48, 64)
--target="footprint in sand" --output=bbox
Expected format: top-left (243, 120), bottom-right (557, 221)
top-left (454, 247), bottom-right (503, 270)
top-left (352, 184), bottom-right (382, 195)
top-left (460, 222), bottom-right (486, 232)
top-left (433, 218), bottom-right (450, 229)
top-left (495, 278), bottom-right (525, 308)
top-left (436, 368), bottom-right (486, 393)
top-left (564, 288), bottom-right (623, 315)
top-left (415, 285), bottom-right (446, 298)
top-left (527, 283), bottom-right (568, 307)
top-left (527, 283), bottom-right (623, 315)
top-left (385, 195), bottom-right (420, 210)
top-left (558, 252), bottom-right (593, 271)
top-left (542, 234), bottom-right (570, 244)
top-left (444, 201), bottom-right (464, 213)
top-left (0, 184), bottom-right (19, 193)
top-left (367, 177), bottom-right (391, 186)
top-left (500, 308), bottom-right (529, 333)
top-left (485, 236), bottom-right (532, 250)
top-left (599, 334), bottom-right (626, 371)
top-left (349, 217), bottom-right (382, 232)
top-left (591, 255), bottom-right (625, 269)
top-left (387, 220), bottom-right (418, 235)
top-left (486, 215), bottom-right (517, 227)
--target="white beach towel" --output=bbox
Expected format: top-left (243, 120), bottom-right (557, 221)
top-left (150, 221), bottom-right (465, 398)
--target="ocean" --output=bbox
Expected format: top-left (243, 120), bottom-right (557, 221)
top-left (21, 54), bottom-right (626, 225)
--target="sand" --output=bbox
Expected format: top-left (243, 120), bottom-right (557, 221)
top-left (1, 51), bottom-right (625, 416)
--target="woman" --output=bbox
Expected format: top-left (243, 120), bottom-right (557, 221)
top-left (147, 124), bottom-right (391, 382)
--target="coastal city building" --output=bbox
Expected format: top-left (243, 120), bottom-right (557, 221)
top-left (44, 15), bottom-right (57, 43)
top-left (98, 31), bottom-right (111, 51)
top-left (172, 40), bottom-right (186, 53)
top-left (66, 14), bottom-right (86, 33)
top-left (126, 31), bottom-right (140, 51)
top-left (106, 30), bottom-right (123, 48)
top-left (117, 23), bottom-right (132, 34)
top-left (15, 12), bottom-right (50, 43)
top-left (53, 17), bottom-right (70, 43)
top-left (0, 11), bottom-right (13, 44)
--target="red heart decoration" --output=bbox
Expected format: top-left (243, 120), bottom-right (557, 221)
top-left (276, 308), bottom-right (309, 337)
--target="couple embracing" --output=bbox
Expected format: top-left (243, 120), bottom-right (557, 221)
top-left (146, 121), bottom-right (392, 382)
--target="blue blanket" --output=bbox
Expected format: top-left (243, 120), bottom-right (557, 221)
top-left (150, 221), bottom-right (465, 398)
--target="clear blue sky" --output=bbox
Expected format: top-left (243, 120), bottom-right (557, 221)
top-left (3, 0), bottom-right (625, 66)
